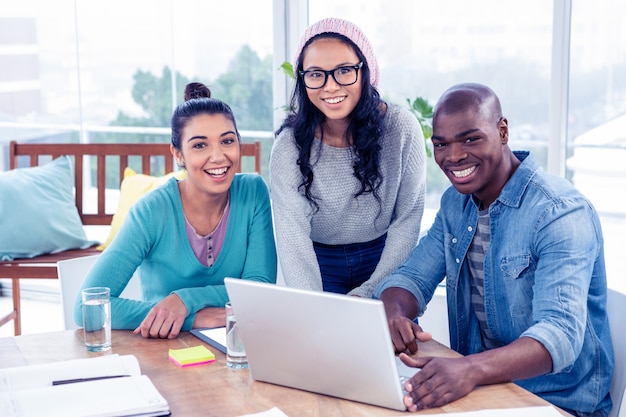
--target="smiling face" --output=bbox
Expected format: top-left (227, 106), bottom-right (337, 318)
top-left (301, 37), bottom-right (363, 125)
top-left (174, 113), bottom-right (240, 197)
top-left (432, 107), bottom-right (511, 208)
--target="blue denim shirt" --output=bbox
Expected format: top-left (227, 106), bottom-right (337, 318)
top-left (374, 151), bottom-right (613, 415)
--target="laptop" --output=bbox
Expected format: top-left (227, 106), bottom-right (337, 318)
top-left (223, 278), bottom-right (418, 411)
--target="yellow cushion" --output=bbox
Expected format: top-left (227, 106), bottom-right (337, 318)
top-left (97, 167), bottom-right (186, 250)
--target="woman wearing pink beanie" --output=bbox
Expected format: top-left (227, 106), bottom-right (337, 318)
top-left (270, 17), bottom-right (426, 297)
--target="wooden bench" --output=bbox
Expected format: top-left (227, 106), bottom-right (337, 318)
top-left (0, 139), bottom-right (261, 335)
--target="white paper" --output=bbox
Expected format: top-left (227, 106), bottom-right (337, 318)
top-left (3, 375), bottom-right (168, 417)
top-left (0, 354), bottom-right (141, 392)
top-left (0, 355), bottom-right (169, 417)
top-left (237, 407), bottom-right (289, 417)
top-left (199, 327), bottom-right (227, 348)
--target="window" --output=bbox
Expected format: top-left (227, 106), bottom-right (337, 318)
top-left (307, 0), bottom-right (623, 288)
top-left (567, 0), bottom-right (626, 290)
top-left (0, 0), bottom-right (274, 176)
top-left (1, 0), bottom-right (623, 289)
top-left (309, 0), bottom-right (553, 215)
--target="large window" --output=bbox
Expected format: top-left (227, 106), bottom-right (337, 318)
top-left (1, 0), bottom-right (623, 289)
top-left (307, 0), bottom-right (623, 288)
top-left (567, 0), bottom-right (626, 290)
top-left (0, 0), bottom-right (274, 175)
top-left (309, 0), bottom-right (553, 217)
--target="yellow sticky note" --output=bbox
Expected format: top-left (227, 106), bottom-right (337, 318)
top-left (168, 345), bottom-right (215, 368)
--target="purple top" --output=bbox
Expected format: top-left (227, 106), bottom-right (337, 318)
top-left (185, 201), bottom-right (230, 267)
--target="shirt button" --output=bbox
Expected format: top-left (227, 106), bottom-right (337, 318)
top-left (456, 258), bottom-right (460, 264)
top-left (468, 226), bottom-right (473, 232)
top-left (452, 238), bottom-right (457, 244)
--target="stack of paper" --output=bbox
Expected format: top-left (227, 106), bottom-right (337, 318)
top-left (0, 354), bottom-right (170, 417)
top-left (168, 345), bottom-right (216, 367)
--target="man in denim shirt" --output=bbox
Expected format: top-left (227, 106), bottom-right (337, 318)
top-left (374, 83), bottom-right (613, 416)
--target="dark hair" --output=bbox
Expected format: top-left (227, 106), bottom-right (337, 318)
top-left (171, 82), bottom-right (240, 151)
top-left (184, 82), bottom-right (212, 101)
top-left (276, 33), bottom-right (385, 210)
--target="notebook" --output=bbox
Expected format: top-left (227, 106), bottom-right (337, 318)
top-left (0, 355), bottom-right (170, 417)
top-left (224, 278), bottom-right (418, 411)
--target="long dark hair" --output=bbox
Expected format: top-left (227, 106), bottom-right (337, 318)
top-left (276, 33), bottom-right (385, 211)
top-left (171, 82), bottom-right (240, 151)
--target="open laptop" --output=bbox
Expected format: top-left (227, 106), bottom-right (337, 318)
top-left (224, 278), bottom-right (418, 411)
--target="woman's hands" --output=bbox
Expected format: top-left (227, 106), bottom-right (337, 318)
top-left (134, 293), bottom-right (188, 339)
top-left (134, 294), bottom-right (227, 339)
top-left (193, 307), bottom-right (226, 329)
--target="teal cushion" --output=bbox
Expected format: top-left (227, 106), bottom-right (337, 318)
top-left (0, 156), bottom-right (97, 261)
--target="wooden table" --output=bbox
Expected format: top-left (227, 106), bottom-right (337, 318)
top-left (0, 330), bottom-right (566, 416)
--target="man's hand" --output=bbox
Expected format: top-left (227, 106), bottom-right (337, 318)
top-left (193, 307), bottom-right (227, 329)
top-left (380, 287), bottom-right (431, 353)
top-left (400, 354), bottom-right (476, 411)
top-left (389, 316), bottom-right (432, 354)
top-left (398, 337), bottom-right (553, 411)
top-left (134, 293), bottom-right (187, 339)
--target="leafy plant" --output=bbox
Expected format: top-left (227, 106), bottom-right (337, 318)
top-left (407, 96), bottom-right (433, 158)
top-left (279, 61), bottom-right (295, 80)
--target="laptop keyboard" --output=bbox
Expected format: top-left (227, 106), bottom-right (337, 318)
top-left (396, 356), bottom-right (419, 396)
top-left (399, 376), bottom-right (410, 396)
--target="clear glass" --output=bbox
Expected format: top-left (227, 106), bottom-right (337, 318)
top-left (225, 301), bottom-right (248, 369)
top-left (81, 287), bottom-right (111, 352)
top-left (567, 0), bottom-right (626, 290)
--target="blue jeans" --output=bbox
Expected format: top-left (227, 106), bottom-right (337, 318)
top-left (562, 408), bottom-right (608, 417)
top-left (313, 233), bottom-right (387, 294)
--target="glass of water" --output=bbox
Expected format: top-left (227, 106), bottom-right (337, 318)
top-left (225, 301), bottom-right (248, 369)
top-left (81, 287), bottom-right (111, 352)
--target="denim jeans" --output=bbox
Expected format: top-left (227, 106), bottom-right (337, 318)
top-left (563, 408), bottom-right (608, 417)
top-left (313, 233), bottom-right (387, 294)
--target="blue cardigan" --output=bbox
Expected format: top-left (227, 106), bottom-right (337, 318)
top-left (74, 174), bottom-right (277, 330)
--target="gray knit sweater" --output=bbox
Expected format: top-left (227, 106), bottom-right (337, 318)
top-left (269, 103), bottom-right (426, 297)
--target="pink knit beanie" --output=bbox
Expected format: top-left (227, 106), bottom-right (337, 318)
top-left (295, 17), bottom-right (379, 88)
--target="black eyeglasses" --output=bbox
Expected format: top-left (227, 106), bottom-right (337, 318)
top-left (299, 62), bottom-right (363, 89)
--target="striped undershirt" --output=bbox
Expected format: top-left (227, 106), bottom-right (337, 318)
top-left (468, 208), bottom-right (500, 350)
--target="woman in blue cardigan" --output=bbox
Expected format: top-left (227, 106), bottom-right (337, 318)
top-left (75, 82), bottom-right (277, 339)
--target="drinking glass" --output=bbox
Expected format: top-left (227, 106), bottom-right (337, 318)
top-left (81, 287), bottom-right (111, 352)
top-left (225, 301), bottom-right (248, 369)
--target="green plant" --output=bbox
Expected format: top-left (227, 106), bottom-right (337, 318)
top-left (279, 61), bottom-right (295, 80)
top-left (407, 96), bottom-right (433, 158)
top-left (278, 62), bottom-right (295, 112)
